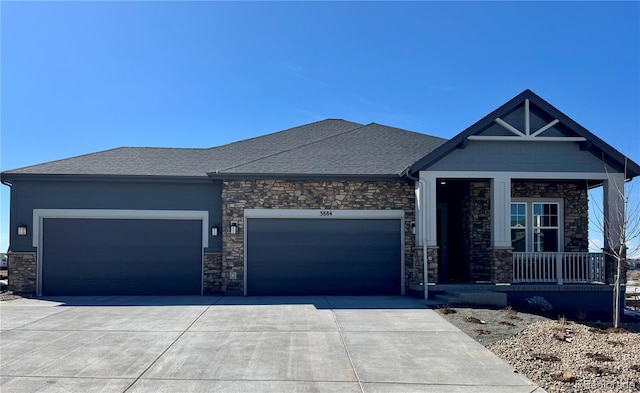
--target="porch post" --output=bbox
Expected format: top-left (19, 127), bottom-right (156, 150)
top-left (423, 174), bottom-right (437, 248)
top-left (603, 173), bottom-right (625, 284)
top-left (421, 172), bottom-right (438, 286)
top-left (491, 175), bottom-right (513, 283)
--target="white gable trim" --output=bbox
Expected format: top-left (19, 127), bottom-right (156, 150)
top-left (421, 171), bottom-right (615, 180)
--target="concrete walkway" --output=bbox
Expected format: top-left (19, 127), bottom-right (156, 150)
top-left (0, 296), bottom-right (544, 392)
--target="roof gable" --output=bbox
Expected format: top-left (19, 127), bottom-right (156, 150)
top-left (408, 89), bottom-right (640, 179)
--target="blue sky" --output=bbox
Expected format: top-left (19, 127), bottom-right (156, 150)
top-left (1, 1), bottom-right (639, 252)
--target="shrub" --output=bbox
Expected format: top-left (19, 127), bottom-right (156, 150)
top-left (526, 296), bottom-right (553, 311)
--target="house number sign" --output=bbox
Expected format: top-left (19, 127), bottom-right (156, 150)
top-left (319, 210), bottom-right (333, 216)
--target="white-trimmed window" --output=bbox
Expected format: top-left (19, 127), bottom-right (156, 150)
top-left (510, 202), bottom-right (527, 252)
top-left (511, 200), bottom-right (562, 252)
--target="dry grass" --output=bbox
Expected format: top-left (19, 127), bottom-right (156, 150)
top-left (437, 306), bottom-right (457, 315)
top-left (584, 365), bottom-right (612, 376)
top-left (585, 352), bottom-right (614, 362)
top-left (533, 353), bottom-right (561, 362)
top-left (550, 372), bottom-right (576, 383)
top-left (463, 316), bottom-right (483, 324)
top-left (628, 269), bottom-right (640, 281)
top-left (502, 307), bottom-right (522, 321)
top-left (0, 291), bottom-right (21, 302)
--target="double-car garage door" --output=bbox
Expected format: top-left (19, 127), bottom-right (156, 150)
top-left (246, 211), bottom-right (403, 296)
top-left (40, 216), bottom-right (203, 296)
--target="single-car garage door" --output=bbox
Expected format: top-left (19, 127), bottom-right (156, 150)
top-left (246, 217), bottom-right (402, 295)
top-left (42, 218), bottom-right (203, 296)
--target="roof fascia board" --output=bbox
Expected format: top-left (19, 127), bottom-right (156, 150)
top-left (523, 90), bottom-right (640, 178)
top-left (409, 90), bottom-right (640, 179)
top-left (207, 172), bottom-right (403, 182)
top-left (0, 173), bottom-right (212, 184)
top-left (419, 170), bottom-right (622, 181)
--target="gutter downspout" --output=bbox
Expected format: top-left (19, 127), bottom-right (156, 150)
top-left (404, 169), bottom-right (429, 301)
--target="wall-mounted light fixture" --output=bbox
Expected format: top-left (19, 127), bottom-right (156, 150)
top-left (211, 226), bottom-right (219, 237)
top-left (411, 222), bottom-right (416, 234)
top-left (17, 225), bottom-right (28, 236)
top-left (230, 221), bottom-right (238, 234)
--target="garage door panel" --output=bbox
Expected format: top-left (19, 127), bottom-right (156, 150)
top-left (42, 218), bottom-right (202, 296)
top-left (247, 218), bottom-right (401, 296)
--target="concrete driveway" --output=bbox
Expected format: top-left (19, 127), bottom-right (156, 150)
top-left (0, 296), bottom-right (543, 392)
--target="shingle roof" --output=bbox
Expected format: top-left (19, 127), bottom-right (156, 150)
top-left (216, 123), bottom-right (446, 176)
top-left (1, 119), bottom-right (446, 179)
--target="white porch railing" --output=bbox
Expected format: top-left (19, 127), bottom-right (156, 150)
top-left (513, 252), bottom-right (605, 284)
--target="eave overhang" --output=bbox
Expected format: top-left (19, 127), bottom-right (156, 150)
top-left (206, 172), bottom-right (404, 182)
top-left (0, 173), bottom-right (212, 184)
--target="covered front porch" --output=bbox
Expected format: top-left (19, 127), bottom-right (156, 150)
top-left (404, 91), bottom-right (638, 316)
top-left (412, 173), bottom-right (624, 288)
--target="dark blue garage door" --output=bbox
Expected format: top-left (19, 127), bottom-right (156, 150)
top-left (42, 218), bottom-right (202, 295)
top-left (247, 218), bottom-right (402, 295)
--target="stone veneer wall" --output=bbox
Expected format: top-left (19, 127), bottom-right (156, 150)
top-left (604, 254), bottom-right (626, 285)
top-left (7, 252), bottom-right (37, 295)
top-left (491, 248), bottom-right (513, 283)
top-left (512, 181), bottom-right (589, 252)
top-left (410, 247), bottom-right (424, 286)
top-left (426, 247), bottom-right (439, 283)
top-left (221, 179), bottom-right (415, 294)
top-left (466, 181), bottom-right (492, 281)
top-left (203, 252), bottom-right (223, 293)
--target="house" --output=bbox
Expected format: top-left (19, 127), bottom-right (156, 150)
top-left (2, 90), bottom-right (638, 314)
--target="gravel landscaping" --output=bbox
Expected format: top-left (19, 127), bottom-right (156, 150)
top-left (0, 291), bottom-right (21, 302)
top-left (439, 306), bottom-right (640, 393)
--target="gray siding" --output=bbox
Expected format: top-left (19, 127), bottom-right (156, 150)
top-left (426, 141), bottom-right (615, 173)
top-left (9, 179), bottom-right (222, 253)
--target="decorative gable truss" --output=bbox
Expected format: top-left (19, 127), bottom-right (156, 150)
top-left (407, 89), bottom-right (640, 294)
top-left (468, 98), bottom-right (586, 143)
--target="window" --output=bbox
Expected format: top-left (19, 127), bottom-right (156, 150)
top-left (533, 203), bottom-right (559, 252)
top-left (511, 201), bottom-right (562, 252)
top-left (510, 203), bottom-right (526, 252)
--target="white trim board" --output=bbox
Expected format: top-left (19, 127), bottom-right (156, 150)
top-left (244, 208), bottom-right (405, 219)
top-left (420, 171), bottom-right (618, 180)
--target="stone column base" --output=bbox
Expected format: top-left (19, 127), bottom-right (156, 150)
top-left (491, 247), bottom-right (513, 283)
top-left (411, 247), bottom-right (425, 286)
top-left (203, 253), bottom-right (223, 293)
top-left (604, 250), bottom-right (626, 285)
top-left (427, 247), bottom-right (439, 284)
top-left (7, 252), bottom-right (37, 295)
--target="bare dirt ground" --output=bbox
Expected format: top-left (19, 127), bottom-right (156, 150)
top-left (439, 306), bottom-right (640, 393)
